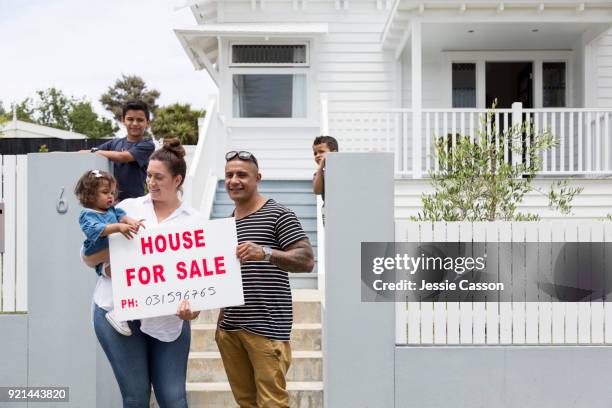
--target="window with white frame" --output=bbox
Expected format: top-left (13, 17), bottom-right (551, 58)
top-left (230, 43), bottom-right (308, 118)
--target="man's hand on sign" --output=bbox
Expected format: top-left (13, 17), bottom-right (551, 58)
top-left (236, 242), bottom-right (265, 263)
top-left (176, 299), bottom-right (200, 321)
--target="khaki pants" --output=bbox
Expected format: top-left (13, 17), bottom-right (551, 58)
top-left (216, 329), bottom-right (292, 408)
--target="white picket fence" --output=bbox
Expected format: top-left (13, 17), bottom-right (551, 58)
top-left (395, 221), bottom-right (612, 345)
top-left (0, 155), bottom-right (27, 313)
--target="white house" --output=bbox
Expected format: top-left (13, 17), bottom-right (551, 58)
top-left (175, 0), bottom-right (612, 219)
top-left (171, 1), bottom-right (612, 406)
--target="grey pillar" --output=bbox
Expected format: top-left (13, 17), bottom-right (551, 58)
top-left (0, 315), bottom-right (28, 408)
top-left (27, 153), bottom-right (121, 407)
top-left (323, 153), bottom-right (395, 408)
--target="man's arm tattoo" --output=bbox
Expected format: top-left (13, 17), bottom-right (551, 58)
top-left (270, 239), bottom-right (315, 273)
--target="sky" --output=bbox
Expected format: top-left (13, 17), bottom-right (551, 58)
top-left (0, 0), bottom-right (217, 119)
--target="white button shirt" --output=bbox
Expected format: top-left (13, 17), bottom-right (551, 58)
top-left (93, 194), bottom-right (200, 342)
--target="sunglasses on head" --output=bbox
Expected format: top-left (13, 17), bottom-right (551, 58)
top-left (225, 151), bottom-right (259, 168)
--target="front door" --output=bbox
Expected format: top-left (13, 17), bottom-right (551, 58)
top-left (485, 62), bottom-right (533, 164)
top-left (485, 62), bottom-right (533, 109)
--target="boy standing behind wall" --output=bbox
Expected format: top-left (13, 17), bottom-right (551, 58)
top-left (312, 135), bottom-right (339, 224)
top-left (86, 100), bottom-right (155, 201)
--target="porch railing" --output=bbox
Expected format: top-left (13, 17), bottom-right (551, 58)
top-left (327, 105), bottom-right (612, 178)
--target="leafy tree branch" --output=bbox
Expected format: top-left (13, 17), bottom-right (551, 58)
top-left (414, 105), bottom-right (583, 221)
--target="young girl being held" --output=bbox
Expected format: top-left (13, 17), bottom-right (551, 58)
top-left (74, 170), bottom-right (144, 336)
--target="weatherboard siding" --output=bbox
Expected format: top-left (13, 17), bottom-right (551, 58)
top-left (226, 126), bottom-right (321, 179)
top-left (595, 29), bottom-right (612, 108)
top-left (395, 178), bottom-right (612, 221)
top-left (220, 1), bottom-right (394, 111)
top-left (214, 0), bottom-right (394, 177)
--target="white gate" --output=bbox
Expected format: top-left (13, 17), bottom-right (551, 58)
top-left (1, 155), bottom-right (27, 312)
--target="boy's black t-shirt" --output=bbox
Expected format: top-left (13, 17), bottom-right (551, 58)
top-left (97, 136), bottom-right (155, 200)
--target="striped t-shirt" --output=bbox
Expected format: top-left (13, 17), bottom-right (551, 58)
top-left (219, 199), bottom-right (308, 341)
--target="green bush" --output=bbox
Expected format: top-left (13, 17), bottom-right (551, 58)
top-left (414, 106), bottom-right (582, 221)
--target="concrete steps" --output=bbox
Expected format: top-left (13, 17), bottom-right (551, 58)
top-left (188, 350), bottom-right (322, 382)
top-left (186, 382), bottom-right (323, 407)
top-left (191, 323), bottom-right (322, 352)
top-left (184, 289), bottom-right (323, 408)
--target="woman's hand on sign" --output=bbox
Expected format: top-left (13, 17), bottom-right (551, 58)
top-left (176, 300), bottom-right (200, 321)
top-left (236, 242), bottom-right (265, 263)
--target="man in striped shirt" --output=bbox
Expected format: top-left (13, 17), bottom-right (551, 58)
top-left (216, 151), bottom-right (314, 408)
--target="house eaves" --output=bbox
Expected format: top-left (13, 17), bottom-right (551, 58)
top-left (174, 23), bottom-right (329, 85)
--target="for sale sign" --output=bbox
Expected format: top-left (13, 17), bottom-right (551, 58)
top-left (109, 217), bottom-right (244, 321)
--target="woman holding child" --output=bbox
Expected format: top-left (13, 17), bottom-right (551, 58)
top-left (80, 138), bottom-right (199, 408)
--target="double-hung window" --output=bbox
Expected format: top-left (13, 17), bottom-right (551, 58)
top-left (230, 43), bottom-right (308, 118)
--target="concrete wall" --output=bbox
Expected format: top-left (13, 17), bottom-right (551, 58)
top-left (0, 153), bottom-right (121, 407)
top-left (323, 152), bottom-right (396, 407)
top-left (396, 346), bottom-right (612, 407)
top-left (0, 315), bottom-right (28, 408)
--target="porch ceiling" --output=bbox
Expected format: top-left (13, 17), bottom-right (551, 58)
top-left (382, 1), bottom-right (612, 51)
top-left (421, 22), bottom-right (609, 54)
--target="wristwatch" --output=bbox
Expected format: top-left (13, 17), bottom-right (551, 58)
top-left (90, 147), bottom-right (99, 153)
top-left (262, 246), bottom-right (273, 261)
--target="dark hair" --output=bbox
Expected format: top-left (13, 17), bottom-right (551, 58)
top-left (74, 170), bottom-right (116, 208)
top-left (150, 138), bottom-right (187, 188)
top-left (122, 100), bottom-right (150, 121)
top-left (313, 135), bottom-right (339, 152)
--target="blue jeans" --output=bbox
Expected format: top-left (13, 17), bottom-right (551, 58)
top-left (93, 304), bottom-right (190, 408)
